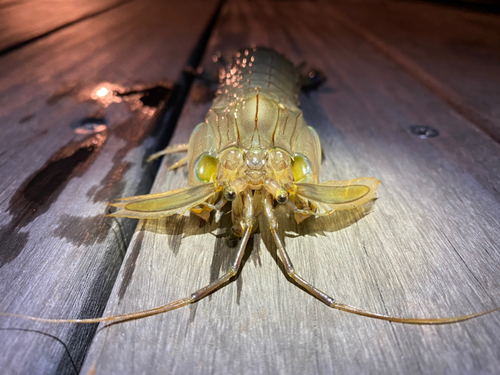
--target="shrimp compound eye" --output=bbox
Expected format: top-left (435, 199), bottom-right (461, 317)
top-left (276, 188), bottom-right (288, 204)
top-left (292, 155), bottom-right (311, 182)
top-left (195, 154), bottom-right (218, 182)
top-left (223, 185), bottom-right (237, 201)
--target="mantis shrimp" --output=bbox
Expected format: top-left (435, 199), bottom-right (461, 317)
top-left (5, 47), bottom-right (498, 326)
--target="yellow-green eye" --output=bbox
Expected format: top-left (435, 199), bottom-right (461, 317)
top-left (292, 155), bottom-right (311, 182)
top-left (195, 154), bottom-right (218, 182)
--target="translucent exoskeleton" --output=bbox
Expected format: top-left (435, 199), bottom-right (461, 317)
top-left (4, 47), bottom-right (498, 325)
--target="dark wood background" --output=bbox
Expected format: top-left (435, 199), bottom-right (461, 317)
top-left (1, 1), bottom-right (499, 374)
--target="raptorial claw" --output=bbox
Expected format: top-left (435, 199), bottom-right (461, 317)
top-left (107, 183), bottom-right (219, 219)
top-left (293, 177), bottom-right (380, 215)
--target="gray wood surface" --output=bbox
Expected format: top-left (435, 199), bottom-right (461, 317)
top-left (80, 1), bottom-right (500, 374)
top-left (0, 0), bottom-right (127, 52)
top-left (0, 1), bottom-right (219, 374)
top-left (330, 0), bottom-right (500, 142)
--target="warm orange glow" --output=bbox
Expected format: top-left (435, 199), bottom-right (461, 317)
top-left (90, 83), bottom-right (123, 107)
top-left (95, 87), bottom-right (109, 98)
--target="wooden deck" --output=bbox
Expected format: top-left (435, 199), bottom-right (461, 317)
top-left (1, 1), bottom-right (499, 374)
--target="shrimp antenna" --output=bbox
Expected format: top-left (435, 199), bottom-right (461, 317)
top-left (262, 190), bottom-right (499, 325)
top-left (0, 224), bottom-right (253, 325)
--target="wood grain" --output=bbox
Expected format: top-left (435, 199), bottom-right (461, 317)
top-left (0, 0), bottom-right (128, 52)
top-left (330, 0), bottom-right (500, 142)
top-left (0, 1), bottom-right (219, 374)
top-left (81, 1), bottom-right (500, 374)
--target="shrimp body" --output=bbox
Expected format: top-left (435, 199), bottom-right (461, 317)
top-left (186, 48), bottom-right (324, 224)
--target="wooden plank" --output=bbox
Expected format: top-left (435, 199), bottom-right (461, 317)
top-left (0, 0), bottom-right (127, 52)
top-left (330, 0), bottom-right (500, 142)
top-left (0, 1), bottom-right (220, 374)
top-left (80, 0), bottom-right (500, 374)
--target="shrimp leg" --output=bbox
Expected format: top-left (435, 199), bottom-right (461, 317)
top-left (286, 200), bottom-right (332, 217)
top-left (262, 192), bottom-right (499, 324)
top-left (168, 156), bottom-right (188, 170)
top-left (147, 143), bottom-right (189, 163)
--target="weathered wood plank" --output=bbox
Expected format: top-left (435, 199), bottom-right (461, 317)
top-left (0, 1), bottom-right (220, 374)
top-left (0, 0), bottom-right (127, 52)
top-left (330, 0), bottom-right (500, 142)
top-left (0, 0), bottom-right (127, 51)
top-left (80, 0), bottom-right (499, 374)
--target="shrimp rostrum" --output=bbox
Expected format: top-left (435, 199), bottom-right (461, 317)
top-left (7, 48), bottom-right (498, 325)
